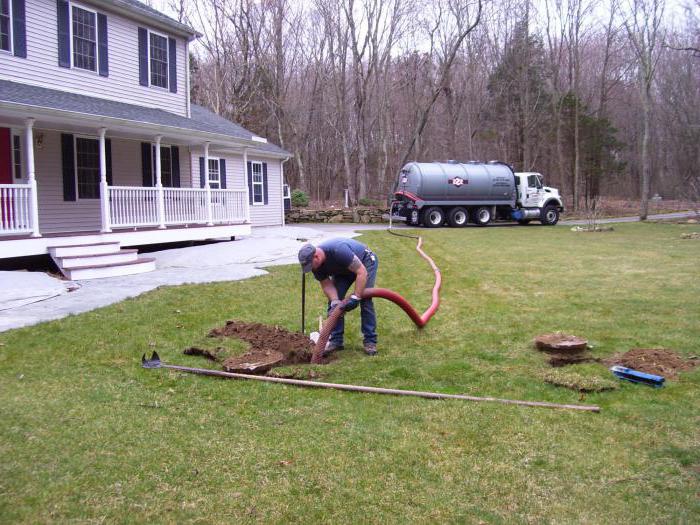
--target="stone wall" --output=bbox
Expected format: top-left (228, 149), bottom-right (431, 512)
top-left (285, 207), bottom-right (389, 224)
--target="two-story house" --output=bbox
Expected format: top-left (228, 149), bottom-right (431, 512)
top-left (0, 0), bottom-right (290, 278)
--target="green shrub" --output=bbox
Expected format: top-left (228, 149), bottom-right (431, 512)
top-left (291, 189), bottom-right (309, 207)
top-left (358, 197), bottom-right (380, 207)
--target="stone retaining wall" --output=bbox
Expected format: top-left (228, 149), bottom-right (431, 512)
top-left (285, 207), bottom-right (389, 224)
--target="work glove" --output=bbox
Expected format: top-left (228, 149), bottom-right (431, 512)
top-left (344, 294), bottom-right (361, 312)
top-left (329, 299), bottom-right (342, 314)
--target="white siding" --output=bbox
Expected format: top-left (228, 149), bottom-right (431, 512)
top-left (189, 149), bottom-right (283, 226)
top-left (31, 129), bottom-right (190, 233)
top-left (0, 0), bottom-right (188, 116)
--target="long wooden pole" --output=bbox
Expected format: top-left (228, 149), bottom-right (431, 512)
top-left (156, 363), bottom-right (600, 413)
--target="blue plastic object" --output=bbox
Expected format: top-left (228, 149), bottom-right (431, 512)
top-left (511, 209), bottom-right (524, 221)
top-left (610, 365), bottom-right (665, 387)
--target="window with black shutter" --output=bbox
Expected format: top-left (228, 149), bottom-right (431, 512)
top-left (138, 28), bottom-right (176, 91)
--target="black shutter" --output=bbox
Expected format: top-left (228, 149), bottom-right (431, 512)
top-left (168, 37), bottom-right (177, 93)
top-left (138, 27), bottom-right (148, 86)
top-left (105, 139), bottom-right (113, 186)
top-left (199, 157), bottom-right (205, 187)
top-left (171, 146), bottom-right (180, 187)
top-left (12, 0), bottom-right (26, 58)
top-left (141, 142), bottom-right (152, 186)
top-left (57, 0), bottom-right (70, 68)
top-left (219, 159), bottom-right (227, 189)
top-left (97, 13), bottom-right (108, 77)
top-left (61, 134), bottom-right (75, 201)
top-left (262, 162), bottom-right (269, 204)
top-left (247, 161), bottom-right (252, 204)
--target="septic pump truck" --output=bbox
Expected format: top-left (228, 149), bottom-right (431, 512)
top-left (390, 161), bottom-right (564, 227)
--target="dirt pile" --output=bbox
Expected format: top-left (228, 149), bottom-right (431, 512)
top-left (207, 320), bottom-right (319, 373)
top-left (605, 348), bottom-right (698, 379)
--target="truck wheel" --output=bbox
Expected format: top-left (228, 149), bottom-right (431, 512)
top-left (540, 205), bottom-right (559, 226)
top-left (473, 206), bottom-right (492, 226)
top-left (422, 207), bottom-right (445, 228)
top-left (448, 207), bottom-right (468, 227)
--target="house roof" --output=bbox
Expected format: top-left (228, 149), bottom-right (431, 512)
top-left (0, 79), bottom-right (290, 157)
top-left (94, 0), bottom-right (201, 39)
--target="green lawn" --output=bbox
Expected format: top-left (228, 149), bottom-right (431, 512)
top-left (1, 222), bottom-right (699, 523)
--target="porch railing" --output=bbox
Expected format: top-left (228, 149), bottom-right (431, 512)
top-left (109, 186), bottom-right (249, 229)
top-left (109, 186), bottom-right (160, 228)
top-left (0, 184), bottom-right (33, 235)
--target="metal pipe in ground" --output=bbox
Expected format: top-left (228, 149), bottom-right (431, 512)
top-left (153, 362), bottom-right (600, 412)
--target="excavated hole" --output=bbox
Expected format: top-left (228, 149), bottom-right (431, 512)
top-left (185, 320), bottom-right (332, 375)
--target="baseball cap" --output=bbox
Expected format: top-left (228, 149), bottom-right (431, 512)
top-left (298, 244), bottom-right (316, 273)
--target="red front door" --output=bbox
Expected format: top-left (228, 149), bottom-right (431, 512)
top-left (0, 128), bottom-right (15, 228)
top-left (0, 128), bottom-right (11, 183)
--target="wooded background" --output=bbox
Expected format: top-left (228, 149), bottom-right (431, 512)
top-left (158, 0), bottom-right (698, 215)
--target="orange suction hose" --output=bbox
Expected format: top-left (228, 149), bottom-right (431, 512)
top-left (311, 232), bottom-right (440, 363)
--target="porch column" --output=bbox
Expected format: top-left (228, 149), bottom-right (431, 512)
top-left (243, 147), bottom-right (250, 223)
top-left (98, 127), bottom-right (111, 232)
top-left (203, 141), bottom-right (213, 226)
top-left (25, 118), bottom-right (41, 237)
top-left (154, 135), bottom-right (166, 229)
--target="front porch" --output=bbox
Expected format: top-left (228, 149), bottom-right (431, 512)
top-left (1, 115), bottom-right (254, 257)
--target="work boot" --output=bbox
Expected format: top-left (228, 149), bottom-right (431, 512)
top-left (364, 343), bottom-right (378, 356)
top-left (322, 341), bottom-right (344, 357)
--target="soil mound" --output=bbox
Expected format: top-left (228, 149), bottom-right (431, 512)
top-left (605, 348), bottom-right (698, 380)
top-left (208, 320), bottom-right (319, 373)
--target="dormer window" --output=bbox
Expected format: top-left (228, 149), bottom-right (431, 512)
top-left (149, 31), bottom-right (168, 88)
top-left (1, 0), bottom-right (11, 52)
top-left (72, 4), bottom-right (97, 71)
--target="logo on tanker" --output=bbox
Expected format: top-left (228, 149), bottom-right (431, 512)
top-left (449, 177), bottom-right (467, 187)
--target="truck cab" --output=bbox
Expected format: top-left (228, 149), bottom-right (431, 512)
top-left (513, 172), bottom-right (564, 225)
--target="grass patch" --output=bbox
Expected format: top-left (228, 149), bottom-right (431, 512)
top-left (539, 365), bottom-right (620, 392)
top-left (1, 222), bottom-right (699, 523)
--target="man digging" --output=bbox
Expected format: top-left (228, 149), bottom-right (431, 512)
top-left (298, 238), bottom-right (379, 356)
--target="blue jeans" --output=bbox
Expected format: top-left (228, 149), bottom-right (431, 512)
top-left (327, 251), bottom-right (378, 345)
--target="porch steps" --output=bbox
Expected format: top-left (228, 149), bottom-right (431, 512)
top-left (48, 242), bottom-right (156, 280)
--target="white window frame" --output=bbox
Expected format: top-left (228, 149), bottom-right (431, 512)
top-left (0, 0), bottom-right (13, 54)
top-left (74, 134), bottom-right (101, 200)
top-left (69, 2), bottom-right (99, 74)
top-left (251, 161), bottom-right (264, 205)
top-left (207, 157), bottom-right (221, 189)
top-left (147, 28), bottom-right (169, 90)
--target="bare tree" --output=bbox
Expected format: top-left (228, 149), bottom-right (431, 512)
top-left (400, 0), bottom-right (483, 168)
top-left (624, 0), bottom-right (666, 220)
